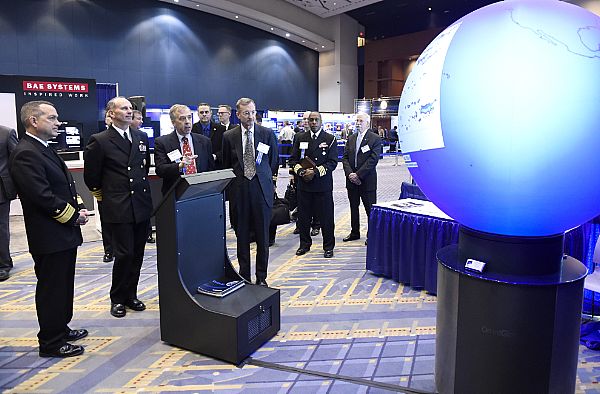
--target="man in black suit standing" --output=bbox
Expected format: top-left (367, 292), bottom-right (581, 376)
top-left (191, 102), bottom-right (225, 169)
top-left (218, 104), bottom-right (235, 131)
top-left (222, 97), bottom-right (278, 286)
top-left (0, 125), bottom-right (18, 281)
top-left (154, 104), bottom-right (215, 195)
top-left (341, 112), bottom-right (382, 245)
top-left (84, 96), bottom-right (153, 318)
top-left (289, 111), bottom-right (338, 258)
top-left (10, 100), bottom-right (90, 357)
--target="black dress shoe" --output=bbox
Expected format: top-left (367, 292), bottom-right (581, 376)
top-left (110, 303), bottom-right (126, 318)
top-left (103, 253), bottom-right (113, 263)
top-left (125, 298), bottom-right (146, 311)
top-left (296, 247), bottom-right (310, 256)
top-left (310, 228), bottom-right (320, 236)
top-left (324, 250), bottom-right (334, 258)
top-left (293, 227), bottom-right (300, 234)
top-left (66, 329), bottom-right (88, 341)
top-left (146, 235), bottom-right (156, 244)
top-left (255, 279), bottom-right (268, 287)
top-left (0, 269), bottom-right (9, 281)
top-left (39, 343), bottom-right (84, 358)
top-left (343, 233), bottom-right (360, 242)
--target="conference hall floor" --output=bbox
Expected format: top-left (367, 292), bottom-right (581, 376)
top-left (1, 157), bottom-right (600, 393)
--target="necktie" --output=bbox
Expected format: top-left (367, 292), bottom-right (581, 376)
top-left (181, 136), bottom-right (197, 174)
top-left (243, 130), bottom-right (256, 180)
top-left (312, 133), bottom-right (317, 140)
top-left (355, 133), bottom-right (362, 165)
top-left (123, 131), bottom-right (131, 149)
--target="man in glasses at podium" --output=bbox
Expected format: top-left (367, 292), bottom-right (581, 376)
top-left (222, 98), bottom-right (278, 287)
top-left (154, 104), bottom-right (215, 196)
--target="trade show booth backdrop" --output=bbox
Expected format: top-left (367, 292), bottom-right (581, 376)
top-left (0, 75), bottom-right (97, 150)
top-left (0, 0), bottom-right (318, 112)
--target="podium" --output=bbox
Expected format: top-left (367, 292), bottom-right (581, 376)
top-left (155, 169), bottom-right (280, 364)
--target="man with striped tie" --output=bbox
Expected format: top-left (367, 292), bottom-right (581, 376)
top-left (154, 104), bottom-right (215, 196)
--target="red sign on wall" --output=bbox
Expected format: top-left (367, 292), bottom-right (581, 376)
top-left (22, 80), bottom-right (89, 93)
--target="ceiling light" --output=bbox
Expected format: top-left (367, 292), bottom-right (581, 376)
top-left (302, 40), bottom-right (305, 43)
top-left (285, 33), bottom-right (290, 37)
top-left (321, 45), bottom-right (325, 48)
top-left (270, 27), bottom-right (274, 31)
top-left (196, 4), bottom-right (199, 6)
top-left (173, 0), bottom-right (179, 2)
top-left (235, 15), bottom-right (239, 19)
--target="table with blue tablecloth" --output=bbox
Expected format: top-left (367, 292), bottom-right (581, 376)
top-left (366, 199), bottom-right (599, 295)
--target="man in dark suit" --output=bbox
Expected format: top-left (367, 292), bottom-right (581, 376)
top-left (191, 102), bottom-right (225, 169)
top-left (10, 100), bottom-right (90, 357)
top-left (84, 96), bottom-right (153, 318)
top-left (222, 97), bottom-right (278, 286)
top-left (341, 112), bottom-right (382, 245)
top-left (218, 104), bottom-right (235, 130)
top-left (289, 111), bottom-right (338, 258)
top-left (0, 125), bottom-right (18, 281)
top-left (154, 104), bottom-right (215, 195)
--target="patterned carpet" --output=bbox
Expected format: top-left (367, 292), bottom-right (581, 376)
top-left (1, 159), bottom-right (600, 393)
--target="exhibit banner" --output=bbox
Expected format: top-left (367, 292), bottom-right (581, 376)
top-left (0, 74), bottom-right (97, 149)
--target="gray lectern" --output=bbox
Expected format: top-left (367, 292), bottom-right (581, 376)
top-left (155, 169), bottom-right (280, 365)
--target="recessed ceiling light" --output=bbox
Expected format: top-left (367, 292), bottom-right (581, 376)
top-left (270, 27), bottom-right (274, 31)
top-left (173, 0), bottom-right (179, 2)
top-left (321, 45), bottom-right (325, 48)
top-left (285, 33), bottom-right (290, 37)
top-left (302, 40), bottom-right (305, 43)
top-left (235, 15), bottom-right (239, 19)
top-left (196, 4), bottom-right (199, 6)
top-left (315, 47), bottom-right (318, 50)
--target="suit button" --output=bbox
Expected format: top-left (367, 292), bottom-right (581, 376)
top-left (142, 177), bottom-right (146, 180)
top-left (143, 188), bottom-right (147, 192)
top-left (140, 165), bottom-right (143, 168)
top-left (127, 166), bottom-right (131, 170)
top-left (130, 179), bottom-right (133, 182)
top-left (131, 191), bottom-right (134, 195)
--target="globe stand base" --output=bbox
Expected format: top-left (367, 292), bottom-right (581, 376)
top-left (435, 242), bottom-right (586, 394)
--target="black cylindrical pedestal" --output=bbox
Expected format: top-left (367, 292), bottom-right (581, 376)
top-left (436, 243), bottom-right (586, 394)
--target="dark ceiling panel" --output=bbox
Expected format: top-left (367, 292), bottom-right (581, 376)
top-left (347, 0), bottom-right (497, 39)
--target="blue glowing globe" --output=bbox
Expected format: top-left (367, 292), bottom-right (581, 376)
top-left (398, 0), bottom-right (600, 236)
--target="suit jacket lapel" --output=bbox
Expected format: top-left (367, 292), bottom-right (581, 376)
top-left (108, 126), bottom-right (131, 155)
top-left (234, 128), bottom-right (243, 167)
top-left (129, 129), bottom-right (141, 162)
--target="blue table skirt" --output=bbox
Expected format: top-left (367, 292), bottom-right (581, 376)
top-left (366, 205), bottom-right (599, 295)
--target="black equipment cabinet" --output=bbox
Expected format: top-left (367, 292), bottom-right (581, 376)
top-left (155, 169), bottom-right (280, 365)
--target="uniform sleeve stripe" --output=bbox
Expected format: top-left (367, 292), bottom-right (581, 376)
top-left (76, 196), bottom-right (84, 205)
top-left (53, 203), bottom-right (76, 224)
top-left (317, 165), bottom-right (326, 177)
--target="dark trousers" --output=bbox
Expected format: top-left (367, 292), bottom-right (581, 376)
top-left (98, 202), bottom-right (113, 256)
top-left (297, 190), bottom-right (335, 251)
top-left (348, 187), bottom-right (376, 238)
top-left (108, 220), bottom-right (149, 303)
top-left (32, 248), bottom-right (77, 352)
top-left (0, 201), bottom-right (12, 270)
top-left (234, 177), bottom-right (270, 281)
top-left (227, 185), bottom-right (237, 229)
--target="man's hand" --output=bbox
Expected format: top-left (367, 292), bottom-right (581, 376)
top-left (179, 154), bottom-right (198, 169)
top-left (75, 209), bottom-right (90, 226)
top-left (302, 168), bottom-right (315, 182)
top-left (348, 172), bottom-right (361, 185)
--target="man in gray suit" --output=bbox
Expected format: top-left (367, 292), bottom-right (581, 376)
top-left (0, 125), bottom-right (18, 281)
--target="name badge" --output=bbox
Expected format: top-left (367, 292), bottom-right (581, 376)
top-left (299, 142), bottom-right (309, 150)
top-left (167, 149), bottom-right (182, 162)
top-left (139, 143), bottom-right (147, 152)
top-left (257, 142), bottom-right (270, 154)
top-left (361, 145), bottom-right (371, 153)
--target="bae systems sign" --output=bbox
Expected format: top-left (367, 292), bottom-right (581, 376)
top-left (22, 80), bottom-right (89, 98)
top-left (0, 74), bottom-right (97, 143)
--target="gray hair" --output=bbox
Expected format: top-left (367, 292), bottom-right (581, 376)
top-left (169, 104), bottom-right (190, 121)
top-left (236, 97), bottom-right (255, 111)
top-left (21, 100), bottom-right (54, 127)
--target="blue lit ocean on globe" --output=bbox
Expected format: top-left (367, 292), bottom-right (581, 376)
top-left (398, 0), bottom-right (600, 236)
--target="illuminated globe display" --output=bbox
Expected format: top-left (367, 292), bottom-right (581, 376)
top-left (399, 0), bottom-right (600, 237)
